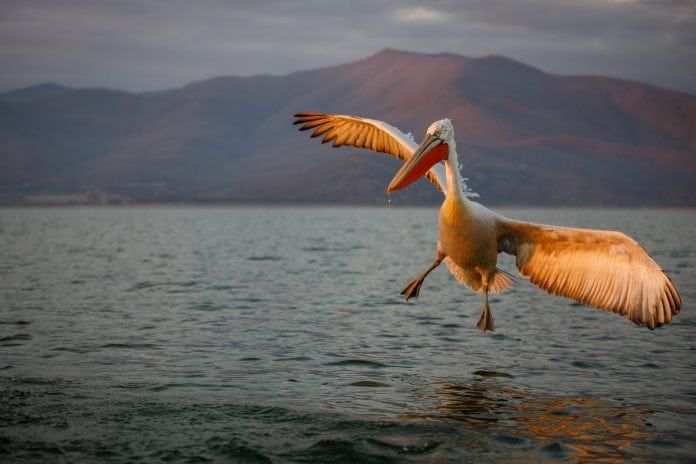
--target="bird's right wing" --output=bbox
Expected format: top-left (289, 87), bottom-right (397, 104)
top-left (293, 113), bottom-right (445, 192)
top-left (497, 219), bottom-right (681, 329)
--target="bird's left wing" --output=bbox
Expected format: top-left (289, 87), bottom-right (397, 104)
top-left (293, 113), bottom-right (445, 192)
top-left (497, 219), bottom-right (681, 329)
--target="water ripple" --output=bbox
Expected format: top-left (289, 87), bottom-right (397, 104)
top-left (1, 207), bottom-right (694, 463)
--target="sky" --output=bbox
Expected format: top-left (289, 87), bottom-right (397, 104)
top-left (1, 0), bottom-right (695, 94)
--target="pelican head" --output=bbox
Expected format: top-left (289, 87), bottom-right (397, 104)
top-left (388, 119), bottom-right (454, 192)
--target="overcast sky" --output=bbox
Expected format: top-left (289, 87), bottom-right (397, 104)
top-left (1, 0), bottom-right (694, 94)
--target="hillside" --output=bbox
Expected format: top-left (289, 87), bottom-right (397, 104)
top-left (1, 49), bottom-right (694, 206)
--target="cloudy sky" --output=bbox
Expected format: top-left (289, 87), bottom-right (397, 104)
top-left (1, 0), bottom-right (695, 94)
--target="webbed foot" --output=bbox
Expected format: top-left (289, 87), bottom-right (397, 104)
top-left (476, 307), bottom-right (496, 332)
top-left (401, 275), bottom-right (426, 300)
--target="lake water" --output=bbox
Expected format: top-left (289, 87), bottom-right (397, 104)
top-left (1, 206), bottom-right (694, 463)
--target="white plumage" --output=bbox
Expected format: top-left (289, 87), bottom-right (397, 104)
top-left (500, 221), bottom-right (681, 328)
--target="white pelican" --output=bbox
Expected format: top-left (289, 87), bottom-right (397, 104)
top-left (293, 113), bottom-right (682, 332)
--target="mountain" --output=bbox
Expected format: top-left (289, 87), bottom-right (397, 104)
top-left (1, 49), bottom-right (694, 206)
top-left (0, 83), bottom-right (73, 102)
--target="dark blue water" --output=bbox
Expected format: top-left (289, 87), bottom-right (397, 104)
top-left (1, 207), bottom-right (694, 463)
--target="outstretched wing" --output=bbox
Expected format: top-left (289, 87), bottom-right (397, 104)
top-left (497, 219), bottom-right (681, 329)
top-left (293, 113), bottom-right (445, 192)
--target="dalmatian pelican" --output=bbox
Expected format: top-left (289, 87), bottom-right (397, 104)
top-left (293, 113), bottom-right (682, 332)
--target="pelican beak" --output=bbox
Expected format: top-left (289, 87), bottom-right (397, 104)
top-left (387, 133), bottom-right (448, 192)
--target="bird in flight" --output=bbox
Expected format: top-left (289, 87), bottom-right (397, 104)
top-left (293, 113), bottom-right (681, 332)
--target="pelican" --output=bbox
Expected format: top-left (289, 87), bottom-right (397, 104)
top-left (293, 113), bottom-right (682, 332)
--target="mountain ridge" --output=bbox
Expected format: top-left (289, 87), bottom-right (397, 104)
top-left (1, 49), bottom-right (694, 206)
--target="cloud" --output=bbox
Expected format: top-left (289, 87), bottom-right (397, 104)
top-left (0, 0), bottom-right (694, 94)
top-left (395, 6), bottom-right (448, 23)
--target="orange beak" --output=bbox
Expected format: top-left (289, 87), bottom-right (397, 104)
top-left (388, 133), bottom-right (448, 192)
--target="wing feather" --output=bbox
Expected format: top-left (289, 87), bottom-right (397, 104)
top-left (375, 131), bottom-right (384, 152)
top-left (333, 127), bottom-right (351, 147)
top-left (311, 123), bottom-right (332, 138)
top-left (294, 113), bottom-right (444, 191)
top-left (367, 127), bottom-right (377, 151)
top-left (498, 219), bottom-right (681, 329)
top-left (298, 119), bottom-right (328, 131)
top-left (444, 258), bottom-right (515, 294)
top-left (354, 126), bottom-right (368, 147)
top-left (344, 128), bottom-right (359, 146)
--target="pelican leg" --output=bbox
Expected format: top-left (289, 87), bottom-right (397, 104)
top-left (477, 281), bottom-right (496, 333)
top-left (400, 252), bottom-right (444, 301)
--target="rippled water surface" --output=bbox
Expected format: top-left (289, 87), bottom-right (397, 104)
top-left (1, 207), bottom-right (695, 463)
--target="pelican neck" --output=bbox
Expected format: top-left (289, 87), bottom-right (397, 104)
top-left (444, 146), bottom-right (466, 204)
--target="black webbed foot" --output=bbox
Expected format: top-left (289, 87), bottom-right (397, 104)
top-left (401, 275), bottom-right (425, 300)
top-left (476, 305), bottom-right (496, 333)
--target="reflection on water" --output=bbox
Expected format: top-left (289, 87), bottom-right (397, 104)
top-left (432, 380), bottom-right (526, 425)
top-left (514, 397), bottom-right (653, 463)
top-left (405, 373), bottom-right (657, 463)
top-left (0, 207), bottom-right (694, 463)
